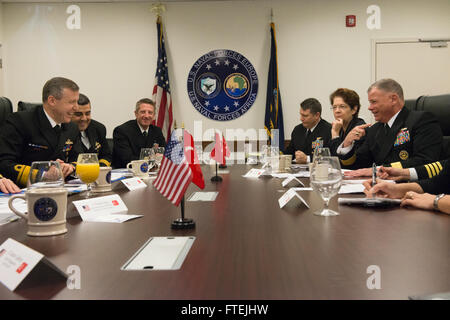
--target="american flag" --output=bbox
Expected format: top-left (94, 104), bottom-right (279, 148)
top-left (153, 129), bottom-right (204, 206)
top-left (152, 17), bottom-right (173, 141)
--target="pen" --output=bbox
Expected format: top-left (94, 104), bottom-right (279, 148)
top-left (372, 163), bottom-right (377, 197)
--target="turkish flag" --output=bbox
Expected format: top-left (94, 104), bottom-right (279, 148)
top-left (210, 132), bottom-right (230, 165)
top-left (184, 130), bottom-right (205, 189)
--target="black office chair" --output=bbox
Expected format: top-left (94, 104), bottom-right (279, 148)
top-left (404, 97), bottom-right (419, 111)
top-left (0, 96), bottom-right (13, 126)
top-left (416, 94), bottom-right (450, 159)
top-left (17, 101), bottom-right (41, 112)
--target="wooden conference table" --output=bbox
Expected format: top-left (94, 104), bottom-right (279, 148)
top-left (0, 165), bottom-right (449, 300)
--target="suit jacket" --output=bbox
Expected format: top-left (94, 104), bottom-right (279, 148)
top-left (339, 108), bottom-right (442, 169)
top-left (76, 119), bottom-right (112, 167)
top-left (0, 106), bottom-right (80, 186)
top-left (329, 117), bottom-right (366, 156)
top-left (112, 120), bottom-right (166, 168)
top-left (285, 119), bottom-right (332, 157)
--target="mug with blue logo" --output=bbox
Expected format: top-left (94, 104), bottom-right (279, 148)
top-left (93, 166), bottom-right (112, 193)
top-left (127, 160), bottom-right (149, 177)
top-left (8, 161), bottom-right (68, 236)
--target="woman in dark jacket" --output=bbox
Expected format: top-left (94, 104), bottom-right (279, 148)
top-left (328, 88), bottom-right (366, 156)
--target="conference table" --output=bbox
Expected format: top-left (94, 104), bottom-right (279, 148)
top-left (0, 164), bottom-right (449, 300)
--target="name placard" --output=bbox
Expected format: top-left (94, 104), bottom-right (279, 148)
top-left (121, 177), bottom-right (147, 191)
top-left (0, 238), bottom-right (67, 291)
top-left (281, 175), bottom-right (305, 188)
top-left (278, 189), bottom-right (310, 209)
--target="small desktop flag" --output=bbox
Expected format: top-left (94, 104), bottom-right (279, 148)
top-left (153, 129), bottom-right (204, 206)
top-left (264, 22), bottom-right (285, 152)
top-left (152, 16), bottom-right (173, 141)
top-left (210, 132), bottom-right (230, 165)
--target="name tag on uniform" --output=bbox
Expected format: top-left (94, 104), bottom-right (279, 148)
top-left (394, 128), bottom-right (410, 146)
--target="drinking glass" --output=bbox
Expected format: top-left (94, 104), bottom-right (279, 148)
top-left (310, 156), bottom-right (342, 216)
top-left (140, 148), bottom-right (156, 170)
top-left (76, 153), bottom-right (100, 198)
top-left (312, 147), bottom-right (331, 162)
top-left (27, 161), bottom-right (64, 189)
top-left (153, 147), bottom-right (165, 168)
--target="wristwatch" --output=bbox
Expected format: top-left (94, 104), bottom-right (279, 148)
top-left (433, 193), bottom-right (445, 211)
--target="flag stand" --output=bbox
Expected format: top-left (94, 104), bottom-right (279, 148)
top-left (171, 196), bottom-right (195, 229)
top-left (211, 162), bottom-right (223, 182)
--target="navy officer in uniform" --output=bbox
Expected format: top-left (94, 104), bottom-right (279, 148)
top-left (72, 93), bottom-right (112, 167)
top-left (0, 77), bottom-right (81, 187)
top-left (112, 98), bottom-right (166, 168)
top-left (339, 78), bottom-right (442, 175)
top-left (285, 98), bottom-right (332, 164)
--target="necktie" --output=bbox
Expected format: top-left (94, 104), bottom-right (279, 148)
top-left (54, 124), bottom-right (61, 135)
top-left (81, 131), bottom-right (90, 150)
top-left (384, 124), bottom-right (390, 136)
top-left (143, 131), bottom-right (148, 137)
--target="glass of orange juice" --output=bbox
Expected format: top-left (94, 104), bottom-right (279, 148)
top-left (76, 153), bottom-right (100, 198)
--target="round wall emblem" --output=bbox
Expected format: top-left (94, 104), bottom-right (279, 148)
top-left (33, 197), bottom-right (58, 222)
top-left (187, 49), bottom-right (258, 121)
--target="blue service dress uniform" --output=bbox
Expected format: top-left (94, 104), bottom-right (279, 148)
top-left (0, 106), bottom-right (80, 187)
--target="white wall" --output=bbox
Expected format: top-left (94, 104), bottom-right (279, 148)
top-left (0, 2), bottom-right (4, 95)
top-left (2, 0), bottom-right (450, 139)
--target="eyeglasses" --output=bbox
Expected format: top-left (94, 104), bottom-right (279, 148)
top-left (330, 105), bottom-right (349, 111)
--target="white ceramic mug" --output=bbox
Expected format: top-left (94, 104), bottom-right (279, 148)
top-left (127, 160), bottom-right (149, 177)
top-left (92, 166), bottom-right (112, 192)
top-left (8, 188), bottom-right (68, 237)
top-left (279, 154), bottom-right (293, 173)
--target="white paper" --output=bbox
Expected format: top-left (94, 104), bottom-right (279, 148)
top-left (121, 177), bottom-right (147, 190)
top-left (72, 194), bottom-right (142, 223)
top-left (0, 238), bottom-right (44, 291)
top-left (292, 187), bottom-right (313, 191)
top-left (187, 192), bottom-right (219, 202)
top-left (338, 184), bottom-right (366, 194)
top-left (64, 184), bottom-right (88, 194)
top-left (272, 172), bottom-right (310, 178)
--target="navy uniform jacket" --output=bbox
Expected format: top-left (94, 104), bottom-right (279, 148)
top-left (339, 107), bottom-right (442, 169)
top-left (418, 161), bottom-right (450, 194)
top-left (76, 119), bottom-right (112, 167)
top-left (112, 120), bottom-right (166, 168)
top-left (414, 159), bottom-right (448, 180)
top-left (0, 106), bottom-right (80, 187)
top-left (329, 117), bottom-right (366, 156)
top-left (285, 119), bottom-right (332, 157)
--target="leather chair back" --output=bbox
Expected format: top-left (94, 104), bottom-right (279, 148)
top-left (0, 97), bottom-right (13, 126)
top-left (17, 101), bottom-right (41, 112)
top-left (416, 94), bottom-right (450, 158)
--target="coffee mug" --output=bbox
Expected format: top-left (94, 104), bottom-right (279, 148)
top-left (279, 155), bottom-right (293, 173)
top-left (8, 188), bottom-right (68, 237)
top-left (127, 160), bottom-right (149, 177)
top-left (92, 166), bottom-right (112, 192)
